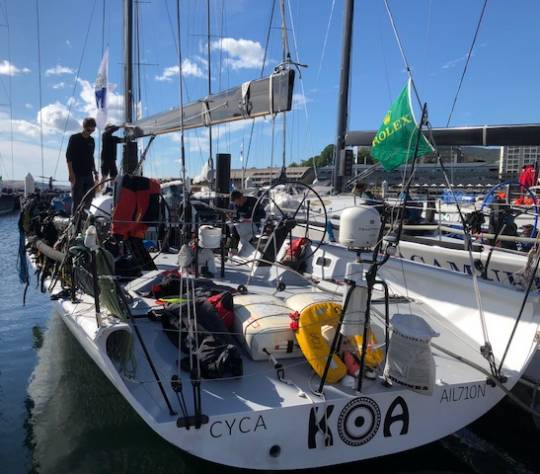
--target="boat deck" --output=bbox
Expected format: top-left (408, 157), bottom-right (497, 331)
top-left (54, 251), bottom-right (496, 422)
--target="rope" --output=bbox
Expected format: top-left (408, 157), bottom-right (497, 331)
top-left (17, 227), bottom-right (30, 305)
top-left (446, 0), bottom-right (488, 127)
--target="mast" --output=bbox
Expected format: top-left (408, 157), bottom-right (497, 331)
top-left (122, 0), bottom-right (137, 173)
top-left (333, 0), bottom-right (355, 193)
top-left (279, 0), bottom-right (290, 180)
top-left (207, 0), bottom-right (214, 187)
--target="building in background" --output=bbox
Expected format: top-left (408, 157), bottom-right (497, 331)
top-left (499, 146), bottom-right (540, 179)
top-left (230, 166), bottom-right (314, 189)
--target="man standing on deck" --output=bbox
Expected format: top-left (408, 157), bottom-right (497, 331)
top-left (66, 117), bottom-right (98, 215)
top-left (101, 123), bottom-right (124, 180)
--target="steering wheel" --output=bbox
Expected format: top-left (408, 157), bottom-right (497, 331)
top-left (250, 180), bottom-right (328, 262)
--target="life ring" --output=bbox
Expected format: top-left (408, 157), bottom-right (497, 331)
top-left (286, 296), bottom-right (383, 384)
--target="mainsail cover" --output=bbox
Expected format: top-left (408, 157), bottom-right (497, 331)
top-left (127, 69), bottom-right (295, 138)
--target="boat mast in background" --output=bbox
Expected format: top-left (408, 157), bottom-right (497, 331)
top-left (122, 0), bottom-right (138, 174)
top-left (206, 0), bottom-right (214, 188)
top-left (278, 0), bottom-right (290, 180)
top-left (333, 0), bottom-right (354, 193)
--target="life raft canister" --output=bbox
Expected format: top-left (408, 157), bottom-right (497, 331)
top-left (286, 293), bottom-right (384, 384)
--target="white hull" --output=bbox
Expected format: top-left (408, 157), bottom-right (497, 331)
top-left (35, 245), bottom-right (540, 469)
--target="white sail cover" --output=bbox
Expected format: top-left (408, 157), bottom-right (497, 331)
top-left (127, 70), bottom-right (295, 138)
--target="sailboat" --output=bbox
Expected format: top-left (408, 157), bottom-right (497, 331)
top-left (18, 0), bottom-right (540, 469)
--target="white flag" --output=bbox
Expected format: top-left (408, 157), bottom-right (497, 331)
top-left (95, 48), bottom-right (109, 129)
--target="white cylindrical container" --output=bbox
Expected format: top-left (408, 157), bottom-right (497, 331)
top-left (198, 225), bottom-right (222, 249)
top-left (24, 173), bottom-right (35, 197)
top-left (338, 206), bottom-right (381, 249)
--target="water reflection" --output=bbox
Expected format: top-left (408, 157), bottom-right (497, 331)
top-left (24, 312), bottom-right (217, 474)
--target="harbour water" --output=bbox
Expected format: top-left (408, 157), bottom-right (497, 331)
top-left (0, 212), bottom-right (539, 474)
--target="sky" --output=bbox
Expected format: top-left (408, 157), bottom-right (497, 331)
top-left (0, 0), bottom-right (540, 183)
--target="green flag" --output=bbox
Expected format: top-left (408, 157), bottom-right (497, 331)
top-left (371, 79), bottom-right (433, 171)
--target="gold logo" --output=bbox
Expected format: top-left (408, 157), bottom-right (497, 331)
top-left (383, 111), bottom-right (391, 126)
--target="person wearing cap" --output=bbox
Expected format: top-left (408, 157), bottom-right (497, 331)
top-left (101, 123), bottom-right (124, 180)
top-left (66, 117), bottom-right (98, 214)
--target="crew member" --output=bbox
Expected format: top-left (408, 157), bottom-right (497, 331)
top-left (101, 123), bottom-right (124, 180)
top-left (66, 117), bottom-right (97, 214)
top-left (230, 190), bottom-right (265, 222)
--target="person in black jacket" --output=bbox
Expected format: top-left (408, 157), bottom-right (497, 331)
top-left (101, 124), bottom-right (124, 180)
top-left (230, 190), bottom-right (265, 223)
top-left (66, 117), bottom-right (97, 214)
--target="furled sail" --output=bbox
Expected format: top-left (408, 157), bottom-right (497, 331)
top-left (126, 69), bottom-right (295, 138)
top-left (346, 123), bottom-right (540, 147)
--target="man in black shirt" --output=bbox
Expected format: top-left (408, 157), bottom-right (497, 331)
top-left (66, 117), bottom-right (97, 214)
top-left (230, 190), bottom-right (265, 222)
top-left (101, 124), bottom-right (124, 179)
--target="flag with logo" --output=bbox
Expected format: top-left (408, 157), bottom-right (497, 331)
top-left (371, 79), bottom-right (433, 171)
top-left (95, 48), bottom-right (109, 129)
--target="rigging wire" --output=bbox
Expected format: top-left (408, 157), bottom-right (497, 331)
top-left (382, 0), bottom-right (422, 110)
top-left (446, 0), bottom-right (488, 127)
top-left (206, 0), bottom-right (214, 179)
top-left (101, 0), bottom-right (106, 56)
top-left (382, 0), bottom-right (497, 376)
top-left (216, 0), bottom-right (225, 152)
top-left (53, 0), bottom-right (99, 178)
top-left (315, 0), bottom-right (336, 84)
top-left (278, 0), bottom-right (290, 171)
top-left (286, 0), bottom-right (318, 180)
top-left (35, 0), bottom-right (44, 179)
top-left (1, 1), bottom-right (14, 179)
top-left (242, 0), bottom-right (276, 172)
top-left (175, 0), bottom-right (188, 244)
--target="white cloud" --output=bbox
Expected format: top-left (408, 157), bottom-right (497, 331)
top-left (292, 93), bottom-right (312, 110)
top-left (0, 59), bottom-right (30, 76)
top-left (46, 65), bottom-right (75, 76)
top-left (0, 110), bottom-right (40, 139)
top-left (52, 82), bottom-right (66, 90)
top-left (37, 101), bottom-right (80, 133)
top-left (155, 58), bottom-right (205, 81)
top-left (65, 40), bottom-right (72, 48)
top-left (25, 103), bottom-right (33, 109)
top-left (0, 137), bottom-right (66, 180)
top-left (210, 37), bottom-right (264, 70)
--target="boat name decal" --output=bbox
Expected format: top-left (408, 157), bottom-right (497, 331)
top-left (383, 396), bottom-right (409, 437)
top-left (308, 405), bottom-right (334, 449)
top-left (307, 396), bottom-right (409, 449)
top-left (209, 415), bottom-right (267, 438)
top-left (440, 383), bottom-right (486, 403)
